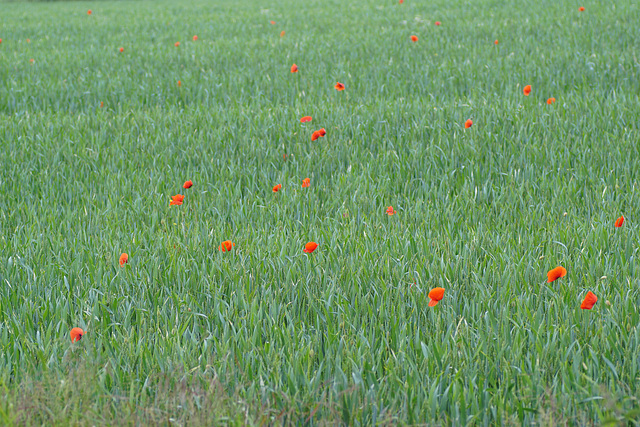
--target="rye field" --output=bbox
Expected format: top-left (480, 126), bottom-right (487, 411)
top-left (1, 0), bottom-right (640, 424)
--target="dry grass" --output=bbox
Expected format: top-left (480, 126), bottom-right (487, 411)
top-left (1, 363), bottom-right (403, 426)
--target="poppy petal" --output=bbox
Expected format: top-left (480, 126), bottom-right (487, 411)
top-left (70, 327), bottom-right (85, 343)
top-left (580, 291), bottom-right (597, 309)
top-left (547, 266), bottom-right (567, 282)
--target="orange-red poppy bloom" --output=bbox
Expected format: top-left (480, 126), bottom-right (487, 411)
top-left (273, 184), bottom-right (282, 193)
top-left (579, 6), bottom-right (585, 11)
top-left (411, 35), bottom-right (418, 42)
top-left (291, 64), bottom-right (298, 73)
top-left (119, 47), bottom-right (124, 52)
top-left (465, 119), bottom-right (473, 128)
top-left (615, 215), bottom-right (624, 228)
top-left (175, 42), bottom-right (180, 47)
top-left (428, 287), bottom-right (445, 306)
top-left (312, 129), bottom-right (326, 141)
top-left (302, 178), bottom-right (310, 188)
top-left (193, 35), bottom-right (198, 41)
top-left (494, 40), bottom-right (499, 45)
top-left (523, 85), bottom-right (532, 96)
top-left (303, 242), bottom-right (318, 253)
top-left (170, 194), bottom-right (184, 206)
top-left (26, 38), bottom-right (31, 43)
top-left (0, 39), bottom-right (2, 44)
top-left (547, 97), bottom-right (556, 104)
top-left (70, 327), bottom-right (85, 343)
top-left (119, 253), bottom-right (128, 266)
top-left (335, 82), bottom-right (345, 91)
top-left (386, 206), bottom-right (396, 216)
top-left (100, 101), bottom-right (104, 108)
top-left (183, 180), bottom-right (193, 189)
top-left (280, 31), bottom-right (285, 37)
top-left (580, 291), bottom-right (597, 309)
top-left (177, 80), bottom-right (182, 87)
top-left (270, 20), bottom-right (276, 25)
top-left (547, 266), bottom-right (567, 282)
top-left (87, 10), bottom-right (92, 15)
top-left (219, 240), bottom-right (235, 252)
top-left (435, 21), bottom-right (441, 26)
top-left (399, 0), bottom-right (403, 3)
top-left (29, 58), bottom-right (34, 63)
top-left (300, 116), bottom-right (312, 123)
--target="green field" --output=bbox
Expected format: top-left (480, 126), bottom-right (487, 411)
top-left (1, 0), bottom-right (640, 424)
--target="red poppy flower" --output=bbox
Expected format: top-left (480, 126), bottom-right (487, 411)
top-left (177, 80), bottom-right (182, 87)
top-left (494, 40), bottom-right (499, 45)
top-left (29, 58), bottom-right (34, 63)
top-left (175, 42), bottom-right (180, 47)
top-left (100, 101), bottom-right (103, 108)
top-left (280, 31), bottom-right (285, 37)
top-left (411, 35), bottom-right (418, 42)
top-left (312, 129), bottom-right (326, 141)
top-left (335, 82), bottom-right (345, 91)
top-left (428, 287), bottom-right (445, 306)
top-left (0, 39), bottom-right (2, 44)
top-left (87, 10), bottom-right (92, 15)
top-left (399, 0), bottom-right (403, 3)
top-left (119, 47), bottom-right (124, 53)
top-left (523, 85), bottom-right (532, 96)
top-left (26, 39), bottom-right (30, 43)
top-left (547, 266), bottom-right (567, 282)
top-left (183, 180), bottom-right (193, 189)
top-left (434, 21), bottom-right (441, 26)
top-left (170, 194), bottom-right (184, 206)
top-left (579, 6), bottom-right (585, 11)
top-left (193, 35), bottom-right (198, 41)
top-left (465, 119), bottom-right (473, 128)
top-left (270, 20), bottom-right (276, 25)
top-left (119, 253), bottom-right (128, 267)
top-left (302, 178), bottom-right (310, 188)
top-left (273, 184), bottom-right (282, 193)
top-left (303, 242), bottom-right (318, 253)
top-left (580, 291), bottom-right (597, 309)
top-left (219, 240), bottom-right (235, 252)
top-left (291, 64), bottom-right (298, 73)
top-left (615, 215), bottom-right (624, 228)
top-left (300, 116), bottom-right (312, 123)
top-left (386, 206), bottom-right (396, 216)
top-left (70, 327), bottom-right (85, 343)
top-left (547, 97), bottom-right (556, 105)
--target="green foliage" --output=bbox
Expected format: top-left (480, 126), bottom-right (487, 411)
top-left (1, 0), bottom-right (640, 424)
